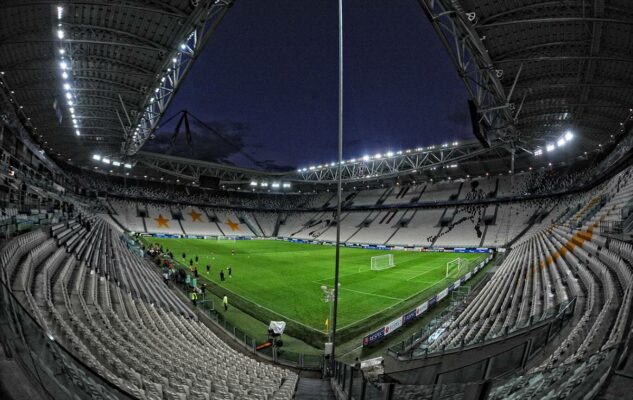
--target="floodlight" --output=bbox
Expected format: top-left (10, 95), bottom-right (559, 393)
top-left (62, 71), bottom-right (68, 79)
top-left (362, 155), bottom-right (370, 161)
top-left (75, 130), bottom-right (80, 136)
top-left (57, 30), bottom-right (64, 39)
top-left (112, 161), bottom-right (121, 166)
top-left (102, 158), bottom-right (110, 164)
top-left (250, 181), bottom-right (257, 186)
top-left (546, 144), bottom-right (555, 152)
top-left (92, 154), bottom-right (101, 161)
top-left (564, 131), bottom-right (573, 141)
top-left (557, 138), bottom-right (565, 147)
top-left (272, 182), bottom-right (280, 188)
top-left (386, 151), bottom-right (394, 157)
top-left (124, 163), bottom-right (132, 169)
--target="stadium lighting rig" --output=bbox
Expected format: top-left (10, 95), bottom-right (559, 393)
top-left (249, 181), bottom-right (292, 189)
top-left (297, 141), bottom-right (462, 173)
top-left (92, 154), bottom-right (133, 169)
top-left (122, 1), bottom-right (235, 155)
top-left (535, 130), bottom-right (575, 156)
top-left (55, 5), bottom-right (81, 137)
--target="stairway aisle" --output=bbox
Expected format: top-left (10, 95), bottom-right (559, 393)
top-left (295, 378), bottom-right (336, 400)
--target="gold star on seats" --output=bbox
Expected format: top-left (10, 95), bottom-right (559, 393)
top-left (225, 219), bottom-right (240, 232)
top-left (189, 210), bottom-right (203, 222)
top-left (155, 214), bottom-right (169, 228)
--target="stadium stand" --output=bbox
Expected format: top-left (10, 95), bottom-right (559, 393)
top-left (1, 212), bottom-right (298, 399)
top-left (3, 1), bottom-right (633, 399)
top-left (381, 165), bottom-right (633, 398)
top-left (2, 143), bottom-right (633, 400)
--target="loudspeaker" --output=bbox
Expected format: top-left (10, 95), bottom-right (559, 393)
top-left (468, 100), bottom-right (491, 148)
top-left (199, 175), bottom-right (220, 189)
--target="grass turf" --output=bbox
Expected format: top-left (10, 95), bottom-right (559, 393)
top-left (148, 238), bottom-right (483, 333)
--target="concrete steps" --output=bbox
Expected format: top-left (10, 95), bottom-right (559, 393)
top-left (295, 377), bottom-right (335, 400)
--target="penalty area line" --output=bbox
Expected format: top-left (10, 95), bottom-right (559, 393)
top-left (406, 263), bottom-right (447, 281)
top-left (311, 281), bottom-right (404, 301)
top-left (338, 287), bottom-right (404, 301)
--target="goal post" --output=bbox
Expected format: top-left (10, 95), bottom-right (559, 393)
top-left (446, 257), bottom-right (468, 279)
top-left (370, 254), bottom-right (395, 271)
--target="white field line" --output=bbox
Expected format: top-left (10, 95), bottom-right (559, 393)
top-left (337, 256), bottom-right (488, 331)
top-left (338, 287), bottom-right (404, 301)
top-left (405, 263), bottom-right (447, 281)
top-left (336, 269), bottom-right (456, 331)
top-left (208, 283), bottom-right (322, 333)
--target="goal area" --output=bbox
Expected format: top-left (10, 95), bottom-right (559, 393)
top-left (371, 254), bottom-right (395, 271)
top-left (446, 257), bottom-right (468, 279)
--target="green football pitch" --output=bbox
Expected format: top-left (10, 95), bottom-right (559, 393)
top-left (148, 238), bottom-right (484, 333)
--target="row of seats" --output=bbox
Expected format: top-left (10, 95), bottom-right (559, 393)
top-left (1, 213), bottom-right (298, 400)
top-left (430, 166), bottom-right (633, 397)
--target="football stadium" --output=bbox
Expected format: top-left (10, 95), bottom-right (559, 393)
top-left (0, 1), bottom-right (632, 400)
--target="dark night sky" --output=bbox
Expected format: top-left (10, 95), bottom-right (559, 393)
top-left (146, 1), bottom-right (472, 171)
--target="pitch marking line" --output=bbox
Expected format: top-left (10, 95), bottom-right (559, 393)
top-left (336, 277), bottom-right (448, 331)
top-left (336, 256), bottom-right (489, 331)
top-left (311, 279), bottom-right (403, 300)
top-left (337, 287), bottom-right (404, 301)
top-left (405, 263), bottom-right (447, 281)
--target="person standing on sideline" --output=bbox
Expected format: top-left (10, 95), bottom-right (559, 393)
top-left (227, 266), bottom-right (232, 279)
top-left (220, 269), bottom-right (225, 282)
top-left (223, 295), bottom-right (228, 311)
top-left (191, 291), bottom-right (198, 307)
top-left (206, 264), bottom-right (210, 274)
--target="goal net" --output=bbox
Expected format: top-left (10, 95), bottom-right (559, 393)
top-left (446, 258), bottom-right (468, 279)
top-left (371, 254), bottom-right (395, 271)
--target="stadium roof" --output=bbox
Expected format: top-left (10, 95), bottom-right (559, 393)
top-left (421, 0), bottom-right (633, 154)
top-left (0, 1), bottom-right (631, 183)
top-left (0, 0), bottom-right (233, 165)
